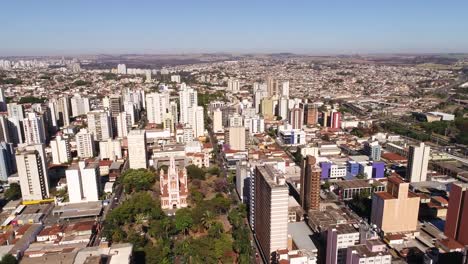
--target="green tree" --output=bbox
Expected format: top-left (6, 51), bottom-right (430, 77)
top-left (174, 208), bottom-right (193, 236)
top-left (4, 183), bottom-right (21, 201)
top-left (186, 164), bottom-right (206, 180)
top-left (201, 210), bottom-right (215, 230)
top-left (0, 254), bottom-right (17, 264)
top-left (120, 169), bottom-right (155, 193)
top-left (208, 221), bottom-right (224, 238)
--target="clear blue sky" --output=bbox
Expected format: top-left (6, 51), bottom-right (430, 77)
top-left (1, 0), bottom-right (468, 55)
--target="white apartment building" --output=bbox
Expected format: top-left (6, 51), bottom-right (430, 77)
top-left (50, 135), bottom-right (71, 164)
top-left (212, 109), bottom-right (223, 133)
top-left (76, 129), bottom-right (95, 158)
top-left (179, 85), bottom-right (198, 125)
top-left (187, 106), bottom-right (204, 138)
top-left (326, 225), bottom-right (360, 264)
top-left (99, 139), bottom-right (122, 161)
top-left (23, 112), bottom-right (46, 144)
top-left (87, 110), bottom-right (113, 141)
top-left (146, 92), bottom-right (169, 124)
top-left (70, 94), bottom-right (90, 117)
top-left (16, 144), bottom-right (50, 201)
top-left (127, 130), bottom-right (147, 169)
top-left (66, 161), bottom-right (100, 203)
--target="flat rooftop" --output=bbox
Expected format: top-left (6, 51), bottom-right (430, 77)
top-left (287, 222), bottom-right (318, 252)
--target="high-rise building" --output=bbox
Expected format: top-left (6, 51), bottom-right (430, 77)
top-left (99, 139), bottom-right (122, 161)
top-left (371, 175), bottom-right (420, 234)
top-left (160, 156), bottom-right (188, 209)
top-left (187, 106), bottom-right (204, 138)
top-left (0, 115), bottom-right (10, 143)
top-left (117, 64), bottom-right (127, 74)
top-left (326, 225), bottom-right (360, 264)
top-left (266, 77), bottom-right (279, 97)
top-left (145, 70), bottom-right (152, 83)
top-left (170, 75), bottom-right (181, 83)
top-left (289, 107), bottom-right (304, 130)
top-left (226, 126), bottom-right (246, 151)
top-left (76, 129), bottom-right (95, 158)
top-left (227, 79), bottom-right (240, 92)
top-left (127, 130), bottom-right (147, 169)
top-left (300, 156), bottom-right (321, 211)
top-left (146, 92), bottom-right (169, 124)
top-left (0, 142), bottom-right (16, 182)
top-left (66, 160), bottom-right (100, 203)
top-left (304, 104), bottom-right (318, 126)
top-left (260, 98), bottom-right (275, 120)
top-left (163, 112), bottom-right (175, 133)
top-left (179, 85), bottom-right (198, 125)
top-left (254, 85), bottom-right (268, 114)
top-left (444, 182), bottom-right (468, 246)
top-left (235, 160), bottom-right (250, 203)
top-left (212, 108), bottom-right (223, 133)
top-left (47, 100), bottom-right (58, 131)
top-left (7, 103), bottom-right (24, 121)
top-left (169, 101), bottom-right (179, 125)
top-left (406, 142), bottom-right (430, 182)
top-left (364, 141), bottom-right (381, 161)
top-left (228, 113), bottom-right (243, 127)
top-left (254, 164), bottom-right (289, 262)
top-left (116, 112), bottom-right (131, 138)
top-left (331, 111), bottom-right (341, 129)
top-left (70, 94), bottom-right (90, 117)
top-left (57, 96), bottom-right (71, 127)
top-left (50, 135), bottom-right (71, 164)
top-left (16, 144), bottom-right (50, 201)
top-left (281, 81), bottom-right (290, 98)
top-left (87, 110), bottom-right (113, 141)
top-left (0, 88), bottom-right (6, 112)
top-left (277, 97), bottom-right (289, 120)
top-left (108, 95), bottom-right (123, 117)
top-left (248, 116), bottom-right (265, 134)
top-left (23, 112), bottom-right (46, 144)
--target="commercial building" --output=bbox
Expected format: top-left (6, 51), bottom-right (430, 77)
top-left (16, 144), bottom-right (50, 201)
top-left (50, 135), bottom-right (71, 164)
top-left (346, 240), bottom-right (392, 264)
top-left (66, 161), bottom-right (100, 203)
top-left (127, 130), bottom-right (147, 169)
top-left (76, 129), bottom-right (95, 158)
top-left (300, 156), bottom-right (321, 211)
top-left (160, 157), bottom-right (188, 209)
top-left (254, 164), bottom-right (289, 262)
top-left (364, 140), bottom-right (381, 161)
top-left (371, 176), bottom-right (420, 234)
top-left (444, 182), bottom-right (468, 245)
top-left (235, 160), bottom-right (250, 203)
top-left (407, 142), bottom-right (430, 182)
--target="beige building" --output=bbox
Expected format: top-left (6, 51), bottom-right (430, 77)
top-left (371, 176), bottom-right (420, 234)
top-left (127, 130), bottom-right (147, 169)
top-left (261, 98), bottom-right (275, 120)
top-left (226, 126), bottom-right (246, 151)
top-left (16, 144), bottom-right (50, 201)
top-left (212, 109), bottom-right (223, 133)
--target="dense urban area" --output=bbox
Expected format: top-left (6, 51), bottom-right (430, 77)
top-left (0, 53), bottom-right (467, 264)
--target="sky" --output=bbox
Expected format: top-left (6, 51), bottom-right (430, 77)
top-left (1, 0), bottom-right (468, 56)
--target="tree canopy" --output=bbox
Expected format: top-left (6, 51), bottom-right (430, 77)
top-left (119, 169), bottom-right (155, 193)
top-left (4, 183), bottom-right (21, 201)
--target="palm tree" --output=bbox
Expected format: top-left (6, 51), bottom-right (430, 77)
top-left (201, 211), bottom-right (215, 230)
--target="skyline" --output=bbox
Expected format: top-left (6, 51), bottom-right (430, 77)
top-left (1, 0), bottom-right (468, 56)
